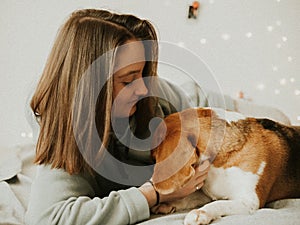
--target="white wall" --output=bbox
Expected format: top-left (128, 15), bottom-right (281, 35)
top-left (1, 0), bottom-right (299, 147)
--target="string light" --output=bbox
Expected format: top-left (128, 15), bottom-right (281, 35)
top-left (267, 26), bottom-right (274, 32)
top-left (279, 78), bottom-right (286, 85)
top-left (200, 38), bottom-right (207, 44)
top-left (221, 33), bottom-right (230, 40)
top-left (294, 90), bottom-right (300, 96)
top-left (245, 32), bottom-right (253, 38)
top-left (282, 36), bottom-right (288, 42)
top-left (272, 66), bottom-right (278, 72)
top-left (20, 132), bottom-right (33, 138)
top-left (257, 83), bottom-right (265, 90)
top-left (276, 20), bottom-right (282, 26)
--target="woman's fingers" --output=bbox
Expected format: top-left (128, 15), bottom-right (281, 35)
top-left (158, 161), bottom-right (211, 202)
top-left (194, 160), bottom-right (210, 176)
top-left (186, 161), bottom-right (210, 188)
top-left (198, 160), bottom-right (210, 172)
top-left (194, 161), bottom-right (210, 189)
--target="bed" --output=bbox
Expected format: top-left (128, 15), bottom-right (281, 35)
top-left (0, 99), bottom-right (298, 225)
top-left (139, 198), bottom-right (300, 225)
top-left (0, 144), bottom-right (35, 225)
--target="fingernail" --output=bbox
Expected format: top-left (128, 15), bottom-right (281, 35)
top-left (200, 160), bottom-right (210, 169)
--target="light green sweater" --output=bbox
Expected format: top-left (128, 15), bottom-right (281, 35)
top-left (25, 79), bottom-right (235, 225)
top-left (26, 165), bottom-right (150, 225)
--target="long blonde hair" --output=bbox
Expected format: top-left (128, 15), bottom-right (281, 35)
top-left (30, 9), bottom-right (159, 174)
top-left (72, 9), bottom-right (159, 136)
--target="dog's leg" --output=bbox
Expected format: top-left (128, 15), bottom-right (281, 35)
top-left (184, 198), bottom-right (260, 225)
top-left (151, 190), bottom-right (212, 214)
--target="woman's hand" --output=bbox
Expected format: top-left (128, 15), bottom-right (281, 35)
top-left (139, 160), bottom-right (210, 208)
top-left (159, 160), bottom-right (210, 203)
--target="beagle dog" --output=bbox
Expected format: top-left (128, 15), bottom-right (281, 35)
top-left (151, 107), bottom-right (300, 225)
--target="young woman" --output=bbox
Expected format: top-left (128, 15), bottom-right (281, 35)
top-left (26, 9), bottom-right (210, 225)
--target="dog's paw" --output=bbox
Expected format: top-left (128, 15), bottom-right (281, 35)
top-left (184, 209), bottom-right (213, 225)
top-left (150, 203), bottom-right (176, 214)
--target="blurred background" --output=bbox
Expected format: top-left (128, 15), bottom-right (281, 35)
top-left (0, 0), bottom-right (299, 147)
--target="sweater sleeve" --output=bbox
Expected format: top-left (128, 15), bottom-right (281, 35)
top-left (200, 89), bottom-right (236, 111)
top-left (25, 165), bottom-right (150, 225)
top-left (157, 78), bottom-right (236, 113)
top-left (178, 80), bottom-right (235, 111)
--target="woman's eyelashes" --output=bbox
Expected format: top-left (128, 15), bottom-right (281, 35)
top-left (122, 80), bottom-right (134, 86)
top-left (122, 74), bottom-right (139, 86)
top-left (120, 70), bottom-right (143, 86)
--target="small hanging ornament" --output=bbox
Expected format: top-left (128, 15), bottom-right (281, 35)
top-left (237, 91), bottom-right (252, 101)
top-left (188, 1), bottom-right (200, 19)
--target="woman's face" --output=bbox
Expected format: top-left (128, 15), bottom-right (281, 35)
top-left (112, 40), bottom-right (148, 118)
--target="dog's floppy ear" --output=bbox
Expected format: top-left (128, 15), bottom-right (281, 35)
top-left (151, 118), bottom-right (168, 162)
top-left (152, 133), bottom-right (199, 195)
top-left (153, 159), bottom-right (196, 195)
top-left (151, 108), bottom-right (203, 195)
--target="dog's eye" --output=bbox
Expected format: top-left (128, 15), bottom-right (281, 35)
top-left (188, 134), bottom-right (197, 148)
top-left (192, 162), bottom-right (200, 168)
top-left (195, 147), bottom-right (201, 157)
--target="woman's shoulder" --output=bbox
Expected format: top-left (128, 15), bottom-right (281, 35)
top-left (32, 164), bottom-right (97, 195)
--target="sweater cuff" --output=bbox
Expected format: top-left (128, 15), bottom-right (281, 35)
top-left (119, 187), bottom-right (150, 224)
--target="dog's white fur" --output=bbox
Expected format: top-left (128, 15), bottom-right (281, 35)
top-left (153, 163), bottom-right (266, 225)
top-left (210, 107), bottom-right (246, 124)
top-left (186, 163), bottom-right (265, 225)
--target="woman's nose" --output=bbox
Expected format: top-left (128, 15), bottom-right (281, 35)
top-left (134, 78), bottom-right (148, 96)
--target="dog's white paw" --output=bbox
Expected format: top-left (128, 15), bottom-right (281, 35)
top-left (150, 203), bottom-right (176, 214)
top-left (184, 209), bottom-right (213, 225)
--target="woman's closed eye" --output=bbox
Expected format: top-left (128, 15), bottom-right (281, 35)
top-left (121, 73), bottom-right (141, 86)
top-left (122, 80), bottom-right (134, 86)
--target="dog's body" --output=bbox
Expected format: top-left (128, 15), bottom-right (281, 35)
top-left (151, 108), bottom-right (300, 225)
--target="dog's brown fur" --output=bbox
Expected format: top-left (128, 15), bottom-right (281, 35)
top-left (151, 108), bottom-right (300, 224)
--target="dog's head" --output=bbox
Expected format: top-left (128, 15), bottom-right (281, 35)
top-left (151, 108), bottom-right (217, 194)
